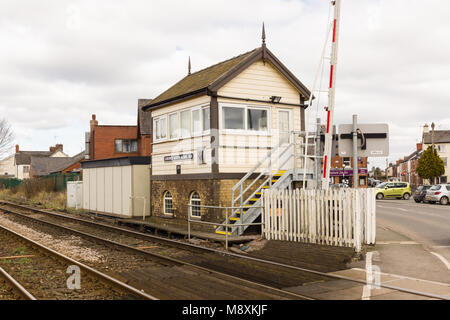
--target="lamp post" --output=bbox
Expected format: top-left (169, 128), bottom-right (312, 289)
top-left (342, 163), bottom-right (346, 186)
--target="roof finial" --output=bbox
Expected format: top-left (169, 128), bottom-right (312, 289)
top-left (188, 56), bottom-right (191, 75)
top-left (262, 22), bottom-right (266, 46)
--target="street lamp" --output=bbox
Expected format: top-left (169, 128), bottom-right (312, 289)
top-left (342, 163), bottom-right (346, 186)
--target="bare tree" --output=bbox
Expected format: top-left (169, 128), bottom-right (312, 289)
top-left (0, 119), bottom-right (14, 158)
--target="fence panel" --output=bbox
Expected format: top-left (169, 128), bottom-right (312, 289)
top-left (262, 188), bottom-right (376, 252)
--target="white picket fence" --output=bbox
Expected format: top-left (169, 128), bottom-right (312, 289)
top-left (262, 188), bottom-right (376, 252)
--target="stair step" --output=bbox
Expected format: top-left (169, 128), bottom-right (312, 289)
top-left (229, 217), bottom-right (239, 221)
top-left (215, 230), bottom-right (231, 235)
top-left (249, 198), bottom-right (259, 202)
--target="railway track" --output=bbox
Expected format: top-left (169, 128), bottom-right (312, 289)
top-left (0, 201), bottom-right (447, 300)
top-left (0, 223), bottom-right (156, 300)
top-left (0, 201), bottom-right (310, 300)
top-left (0, 266), bottom-right (36, 300)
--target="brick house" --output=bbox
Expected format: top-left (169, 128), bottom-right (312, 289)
top-left (31, 151), bottom-right (86, 177)
top-left (422, 124), bottom-right (450, 183)
top-left (397, 143), bottom-right (423, 188)
top-left (12, 144), bottom-right (69, 179)
top-left (142, 38), bottom-right (311, 232)
top-left (329, 156), bottom-right (368, 187)
top-left (86, 100), bottom-right (152, 161)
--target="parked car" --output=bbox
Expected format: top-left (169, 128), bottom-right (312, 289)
top-left (424, 184), bottom-right (450, 205)
top-left (375, 182), bottom-right (412, 200)
top-left (413, 185), bottom-right (432, 203)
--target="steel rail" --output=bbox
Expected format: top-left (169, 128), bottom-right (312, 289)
top-left (0, 223), bottom-right (158, 300)
top-left (0, 266), bottom-right (37, 300)
top-left (0, 203), bottom-right (312, 300)
top-left (1, 201), bottom-right (447, 300)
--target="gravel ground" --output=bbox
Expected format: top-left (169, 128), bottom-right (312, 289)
top-left (0, 230), bottom-right (141, 300)
top-left (0, 277), bottom-right (23, 300)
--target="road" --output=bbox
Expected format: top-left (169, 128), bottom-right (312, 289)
top-left (351, 198), bottom-right (450, 284)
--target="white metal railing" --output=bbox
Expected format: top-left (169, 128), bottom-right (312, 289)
top-left (262, 188), bottom-right (376, 252)
top-left (230, 131), bottom-right (311, 211)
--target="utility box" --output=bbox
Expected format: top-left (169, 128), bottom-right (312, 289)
top-left (81, 157), bottom-right (150, 218)
top-left (67, 181), bottom-right (83, 209)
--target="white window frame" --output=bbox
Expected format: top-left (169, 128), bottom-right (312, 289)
top-left (189, 191), bottom-right (201, 218)
top-left (153, 115), bottom-right (167, 142)
top-left (219, 103), bottom-right (271, 135)
top-left (163, 191), bottom-right (173, 216)
top-left (152, 104), bottom-right (211, 143)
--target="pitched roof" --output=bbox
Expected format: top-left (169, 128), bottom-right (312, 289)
top-left (148, 49), bottom-right (256, 107)
top-left (49, 151), bottom-right (86, 174)
top-left (31, 151), bottom-right (85, 176)
top-left (423, 130), bottom-right (450, 144)
top-left (15, 151), bottom-right (52, 165)
top-left (143, 46), bottom-right (311, 110)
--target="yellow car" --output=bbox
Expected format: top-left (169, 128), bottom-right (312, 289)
top-left (375, 182), bottom-right (412, 200)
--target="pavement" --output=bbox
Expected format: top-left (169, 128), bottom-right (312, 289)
top-left (286, 198), bottom-right (450, 300)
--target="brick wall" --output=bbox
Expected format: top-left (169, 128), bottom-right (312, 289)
top-left (150, 178), bottom-right (262, 232)
top-left (90, 125), bottom-right (151, 160)
top-left (330, 156), bottom-right (368, 187)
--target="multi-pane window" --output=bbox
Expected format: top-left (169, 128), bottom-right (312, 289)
top-left (23, 166), bottom-right (29, 173)
top-left (222, 105), bottom-right (269, 132)
top-left (190, 192), bottom-right (201, 218)
top-left (438, 145), bottom-right (446, 152)
top-left (115, 139), bottom-right (138, 153)
top-left (163, 191), bottom-right (173, 215)
top-left (442, 157), bottom-right (447, 167)
top-left (153, 105), bottom-right (210, 142)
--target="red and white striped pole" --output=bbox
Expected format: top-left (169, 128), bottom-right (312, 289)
top-left (322, 0), bottom-right (341, 190)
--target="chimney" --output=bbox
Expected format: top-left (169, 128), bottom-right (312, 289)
top-left (50, 147), bottom-right (55, 152)
top-left (55, 144), bottom-right (63, 152)
top-left (90, 114), bottom-right (98, 130)
top-left (15, 144), bottom-right (19, 153)
top-left (416, 143), bottom-right (423, 151)
top-left (423, 124), bottom-right (429, 134)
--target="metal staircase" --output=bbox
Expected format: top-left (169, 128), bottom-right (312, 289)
top-left (215, 131), bottom-right (320, 236)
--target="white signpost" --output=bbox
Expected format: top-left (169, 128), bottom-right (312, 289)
top-left (338, 123), bottom-right (389, 157)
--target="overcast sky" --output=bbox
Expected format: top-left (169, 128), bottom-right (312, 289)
top-left (1, 0), bottom-right (449, 169)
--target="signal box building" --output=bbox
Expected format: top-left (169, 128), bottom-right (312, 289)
top-left (143, 34), bottom-right (311, 235)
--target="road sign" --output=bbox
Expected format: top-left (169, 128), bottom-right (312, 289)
top-left (338, 123), bottom-right (389, 157)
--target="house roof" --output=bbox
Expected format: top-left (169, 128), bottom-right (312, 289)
top-left (15, 151), bottom-right (52, 165)
top-left (143, 46), bottom-right (311, 110)
top-left (423, 130), bottom-right (450, 144)
top-left (49, 151), bottom-right (86, 174)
